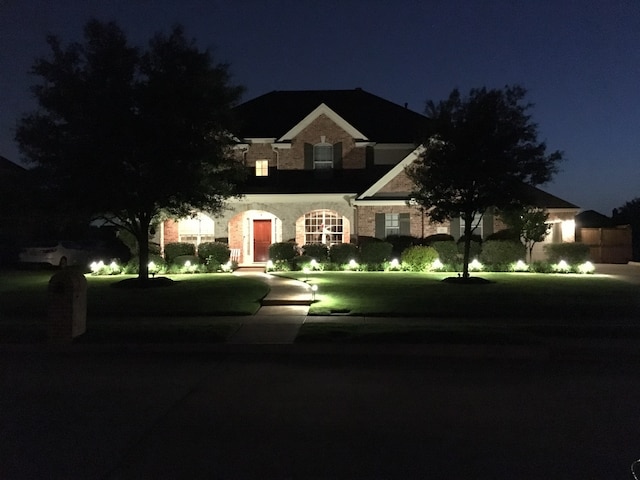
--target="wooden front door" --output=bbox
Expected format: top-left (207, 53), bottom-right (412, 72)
top-left (253, 220), bottom-right (272, 262)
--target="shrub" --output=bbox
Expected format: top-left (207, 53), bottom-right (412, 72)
top-left (384, 235), bottom-right (420, 256)
top-left (167, 255), bottom-right (201, 273)
top-left (457, 235), bottom-right (482, 258)
top-left (485, 228), bottom-right (521, 242)
top-left (164, 242), bottom-right (195, 263)
top-left (544, 243), bottom-right (590, 264)
top-left (292, 255), bottom-right (315, 271)
top-left (530, 260), bottom-right (553, 273)
top-left (197, 242), bottom-right (230, 264)
top-left (329, 243), bottom-right (359, 264)
top-left (171, 254), bottom-right (200, 266)
top-left (361, 241), bottom-right (393, 264)
top-left (430, 240), bottom-right (458, 265)
top-left (424, 233), bottom-right (455, 244)
top-left (401, 245), bottom-right (439, 272)
top-left (269, 242), bottom-right (297, 261)
top-left (124, 254), bottom-right (166, 274)
top-left (480, 240), bottom-right (526, 269)
top-left (302, 243), bottom-right (329, 261)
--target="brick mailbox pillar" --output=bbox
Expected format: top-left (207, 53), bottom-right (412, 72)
top-left (48, 270), bottom-right (87, 343)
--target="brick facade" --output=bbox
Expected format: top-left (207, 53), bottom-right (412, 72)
top-left (356, 205), bottom-right (449, 239)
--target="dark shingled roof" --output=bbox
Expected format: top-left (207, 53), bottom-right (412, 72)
top-left (519, 183), bottom-right (579, 209)
top-left (231, 89), bottom-right (429, 143)
top-left (241, 166), bottom-right (394, 195)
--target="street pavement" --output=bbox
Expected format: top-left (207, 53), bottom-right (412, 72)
top-left (2, 349), bottom-right (640, 479)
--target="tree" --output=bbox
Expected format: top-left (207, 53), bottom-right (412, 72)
top-left (406, 85), bottom-right (563, 278)
top-left (498, 206), bottom-right (550, 262)
top-left (613, 197), bottom-right (640, 261)
top-left (16, 20), bottom-right (245, 281)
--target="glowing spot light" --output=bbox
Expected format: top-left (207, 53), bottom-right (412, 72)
top-left (432, 258), bottom-right (444, 270)
top-left (469, 258), bottom-right (483, 271)
top-left (578, 261), bottom-right (595, 274)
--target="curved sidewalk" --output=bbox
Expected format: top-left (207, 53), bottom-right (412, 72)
top-left (227, 272), bottom-right (312, 344)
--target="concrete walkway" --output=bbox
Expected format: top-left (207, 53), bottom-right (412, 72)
top-left (226, 272), bottom-right (311, 344)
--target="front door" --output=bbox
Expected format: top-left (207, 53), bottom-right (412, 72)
top-left (253, 219), bottom-right (272, 262)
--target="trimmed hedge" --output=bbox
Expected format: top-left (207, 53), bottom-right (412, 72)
top-left (269, 242), bottom-right (297, 261)
top-left (544, 243), bottom-right (590, 264)
top-left (361, 241), bottom-right (393, 264)
top-left (401, 245), bottom-right (439, 271)
top-left (197, 242), bottom-right (230, 264)
top-left (431, 240), bottom-right (458, 265)
top-left (329, 243), bottom-right (359, 264)
top-left (384, 235), bottom-right (420, 256)
top-left (424, 233), bottom-right (455, 244)
top-left (479, 240), bottom-right (526, 269)
top-left (164, 242), bottom-right (195, 263)
top-left (302, 243), bottom-right (329, 260)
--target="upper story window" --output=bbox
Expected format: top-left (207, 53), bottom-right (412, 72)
top-left (255, 159), bottom-right (268, 176)
top-left (313, 143), bottom-right (333, 169)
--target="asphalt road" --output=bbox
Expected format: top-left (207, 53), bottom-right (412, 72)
top-left (2, 349), bottom-right (640, 479)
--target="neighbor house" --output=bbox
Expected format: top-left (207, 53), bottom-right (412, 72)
top-left (158, 88), bottom-right (578, 263)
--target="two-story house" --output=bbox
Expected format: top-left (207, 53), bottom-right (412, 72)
top-left (159, 88), bottom-right (578, 264)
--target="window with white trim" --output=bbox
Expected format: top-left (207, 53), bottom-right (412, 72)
top-left (460, 213), bottom-right (483, 238)
top-left (313, 143), bottom-right (333, 169)
top-left (178, 213), bottom-right (215, 246)
top-left (255, 159), bottom-right (268, 176)
top-left (385, 213), bottom-right (400, 236)
top-left (305, 210), bottom-right (343, 245)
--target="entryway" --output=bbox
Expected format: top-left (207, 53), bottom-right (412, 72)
top-left (253, 219), bottom-right (271, 262)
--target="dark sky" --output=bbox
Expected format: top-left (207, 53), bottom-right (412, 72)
top-left (1, 0), bottom-right (639, 215)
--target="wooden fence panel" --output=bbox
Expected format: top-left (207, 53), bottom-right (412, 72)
top-left (578, 227), bottom-right (632, 263)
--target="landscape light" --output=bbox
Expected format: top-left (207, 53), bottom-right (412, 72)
top-left (310, 284), bottom-right (318, 301)
top-left (432, 258), bottom-right (444, 270)
top-left (184, 260), bottom-right (191, 268)
top-left (514, 260), bottom-right (528, 272)
top-left (578, 261), bottom-right (595, 274)
top-left (469, 258), bottom-right (483, 271)
top-left (348, 259), bottom-right (358, 270)
top-left (310, 259), bottom-right (318, 269)
top-left (553, 260), bottom-right (570, 273)
top-left (266, 260), bottom-right (274, 270)
top-left (390, 258), bottom-right (399, 268)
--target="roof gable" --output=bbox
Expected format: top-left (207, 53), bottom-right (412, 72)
top-left (278, 103), bottom-right (367, 142)
top-left (231, 88), bottom-right (429, 143)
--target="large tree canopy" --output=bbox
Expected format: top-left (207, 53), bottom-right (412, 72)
top-left (406, 85), bottom-right (563, 278)
top-left (16, 20), bottom-right (245, 280)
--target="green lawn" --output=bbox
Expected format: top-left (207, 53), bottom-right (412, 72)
top-left (280, 271), bottom-right (640, 321)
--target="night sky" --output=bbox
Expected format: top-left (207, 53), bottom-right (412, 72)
top-left (1, 0), bottom-right (638, 215)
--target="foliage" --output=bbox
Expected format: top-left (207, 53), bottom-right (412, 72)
top-left (401, 245), bottom-right (439, 272)
top-left (457, 236), bottom-right (482, 259)
top-left (164, 242), bottom-right (196, 263)
top-left (292, 255), bottom-right (316, 271)
top-left (197, 241), bottom-right (230, 264)
top-left (16, 20), bottom-right (245, 281)
top-left (361, 241), bottom-right (393, 265)
top-left (613, 197), bottom-right (640, 261)
top-left (430, 240), bottom-right (459, 265)
top-left (424, 233), bottom-right (454, 244)
top-left (268, 242), bottom-right (297, 261)
top-left (499, 206), bottom-right (550, 261)
top-left (384, 235), bottom-right (420, 256)
top-left (485, 228), bottom-right (520, 242)
top-left (302, 243), bottom-right (329, 261)
top-left (480, 240), bottom-right (526, 269)
top-left (329, 243), bottom-right (359, 264)
top-left (544, 243), bottom-right (590, 265)
top-left (406, 85), bottom-right (563, 277)
top-left (124, 254), bottom-right (166, 274)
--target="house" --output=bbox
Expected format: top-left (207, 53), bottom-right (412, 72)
top-left (159, 88), bottom-right (578, 264)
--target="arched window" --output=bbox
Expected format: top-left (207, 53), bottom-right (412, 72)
top-left (305, 210), bottom-right (343, 245)
top-left (178, 213), bottom-right (215, 246)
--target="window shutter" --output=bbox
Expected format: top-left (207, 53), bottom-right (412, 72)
top-left (304, 143), bottom-right (313, 170)
top-left (375, 213), bottom-right (385, 239)
top-left (333, 142), bottom-right (343, 169)
top-left (450, 217), bottom-right (461, 241)
top-left (399, 213), bottom-right (411, 235)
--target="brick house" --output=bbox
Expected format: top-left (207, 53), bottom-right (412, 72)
top-left (159, 88), bottom-right (578, 264)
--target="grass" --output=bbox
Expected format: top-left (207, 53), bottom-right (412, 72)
top-left (2, 267), bottom-right (639, 344)
top-left (281, 271), bottom-right (640, 321)
top-left (0, 268), bottom-right (265, 343)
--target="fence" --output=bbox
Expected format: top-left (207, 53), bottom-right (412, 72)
top-left (577, 227), bottom-right (632, 263)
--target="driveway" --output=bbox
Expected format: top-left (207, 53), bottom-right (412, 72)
top-left (595, 262), bottom-right (640, 284)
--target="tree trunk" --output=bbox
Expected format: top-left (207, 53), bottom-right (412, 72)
top-left (137, 217), bottom-right (151, 281)
top-left (462, 216), bottom-right (472, 278)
